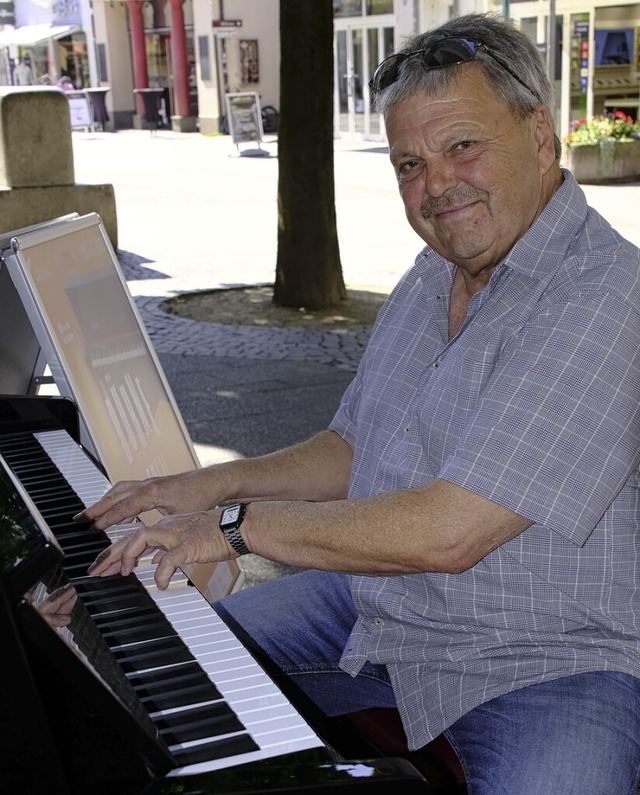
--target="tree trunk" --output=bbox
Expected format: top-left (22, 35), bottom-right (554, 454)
top-left (274, 0), bottom-right (345, 310)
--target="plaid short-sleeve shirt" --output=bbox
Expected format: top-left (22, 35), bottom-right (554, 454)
top-left (329, 172), bottom-right (640, 750)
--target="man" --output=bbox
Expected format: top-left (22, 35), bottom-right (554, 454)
top-left (13, 56), bottom-right (35, 86)
top-left (80, 13), bottom-right (640, 794)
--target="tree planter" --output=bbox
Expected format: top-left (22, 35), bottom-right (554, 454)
top-left (563, 139), bottom-right (640, 184)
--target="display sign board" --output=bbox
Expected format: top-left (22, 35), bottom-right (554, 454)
top-left (67, 93), bottom-right (93, 130)
top-left (225, 92), bottom-right (263, 145)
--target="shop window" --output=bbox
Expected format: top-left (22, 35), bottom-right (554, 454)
top-left (333, 0), bottom-right (363, 15)
top-left (595, 29), bottom-right (634, 65)
top-left (240, 39), bottom-right (259, 84)
top-left (366, 0), bottom-right (393, 13)
top-left (333, 0), bottom-right (392, 14)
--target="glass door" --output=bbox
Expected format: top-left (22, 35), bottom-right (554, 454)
top-left (334, 23), bottom-right (394, 140)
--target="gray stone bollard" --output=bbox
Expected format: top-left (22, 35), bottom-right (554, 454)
top-left (0, 87), bottom-right (74, 187)
top-left (0, 87), bottom-right (117, 247)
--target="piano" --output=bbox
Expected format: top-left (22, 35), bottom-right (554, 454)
top-left (0, 395), bottom-right (430, 794)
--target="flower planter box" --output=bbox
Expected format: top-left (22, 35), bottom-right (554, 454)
top-left (562, 139), bottom-right (640, 184)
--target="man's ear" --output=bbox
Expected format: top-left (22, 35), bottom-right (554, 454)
top-left (534, 106), bottom-right (558, 174)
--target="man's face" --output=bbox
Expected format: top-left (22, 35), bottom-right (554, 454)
top-left (385, 65), bottom-right (558, 281)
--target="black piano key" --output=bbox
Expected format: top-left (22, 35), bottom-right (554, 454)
top-left (58, 545), bottom-right (111, 575)
top-left (74, 575), bottom-right (152, 605)
top-left (8, 460), bottom-right (61, 477)
top-left (129, 663), bottom-right (224, 711)
top-left (128, 662), bottom-right (215, 689)
top-left (99, 614), bottom-right (173, 645)
top-left (93, 603), bottom-right (162, 630)
top-left (137, 678), bottom-right (222, 712)
top-left (155, 702), bottom-right (247, 744)
top-left (113, 637), bottom-right (194, 672)
top-left (53, 529), bottom-right (104, 547)
top-left (170, 733), bottom-right (260, 766)
top-left (21, 492), bottom-right (75, 509)
top-left (75, 587), bottom-right (149, 612)
top-left (35, 504), bottom-right (85, 523)
top-left (59, 542), bottom-right (108, 562)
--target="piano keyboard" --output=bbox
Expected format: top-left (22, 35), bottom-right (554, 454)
top-left (34, 429), bottom-right (189, 590)
top-left (0, 428), bottom-right (323, 775)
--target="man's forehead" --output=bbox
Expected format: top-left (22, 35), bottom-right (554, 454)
top-left (387, 61), bottom-right (510, 108)
top-left (385, 68), bottom-right (507, 124)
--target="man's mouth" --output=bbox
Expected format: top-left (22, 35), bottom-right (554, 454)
top-left (421, 188), bottom-right (488, 220)
top-left (432, 202), bottom-right (477, 219)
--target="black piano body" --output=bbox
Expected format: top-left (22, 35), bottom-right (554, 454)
top-left (0, 395), bottom-right (430, 794)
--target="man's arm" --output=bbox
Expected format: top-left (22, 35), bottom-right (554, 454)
top-left (242, 478), bottom-right (531, 575)
top-left (88, 476), bottom-right (531, 589)
top-left (77, 429), bottom-right (353, 529)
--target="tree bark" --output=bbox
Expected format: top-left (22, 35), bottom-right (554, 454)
top-left (274, 0), bottom-right (346, 309)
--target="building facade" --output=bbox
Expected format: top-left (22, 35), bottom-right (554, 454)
top-left (0, 0), bottom-right (638, 140)
top-left (491, 0), bottom-right (640, 140)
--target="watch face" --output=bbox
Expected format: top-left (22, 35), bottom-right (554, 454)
top-left (223, 505), bottom-right (241, 525)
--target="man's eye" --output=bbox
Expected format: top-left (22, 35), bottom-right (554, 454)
top-left (454, 140), bottom-right (474, 151)
top-left (397, 160), bottom-right (419, 176)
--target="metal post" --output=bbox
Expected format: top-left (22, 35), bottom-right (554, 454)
top-left (547, 0), bottom-right (557, 87)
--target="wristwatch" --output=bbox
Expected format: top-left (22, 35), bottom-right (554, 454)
top-left (219, 503), bottom-right (251, 556)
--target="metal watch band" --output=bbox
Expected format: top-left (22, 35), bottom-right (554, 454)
top-left (222, 524), bottom-right (251, 556)
top-left (219, 503), bottom-right (251, 556)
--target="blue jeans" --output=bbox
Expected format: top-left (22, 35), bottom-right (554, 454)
top-left (215, 570), bottom-right (640, 795)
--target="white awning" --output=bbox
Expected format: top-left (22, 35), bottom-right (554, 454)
top-left (0, 24), bottom-right (80, 48)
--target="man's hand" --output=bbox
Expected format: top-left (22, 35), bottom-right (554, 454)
top-left (74, 469), bottom-right (219, 531)
top-left (25, 583), bottom-right (78, 628)
top-left (87, 511), bottom-right (233, 590)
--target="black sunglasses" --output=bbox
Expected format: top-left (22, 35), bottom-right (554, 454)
top-left (369, 36), bottom-right (539, 101)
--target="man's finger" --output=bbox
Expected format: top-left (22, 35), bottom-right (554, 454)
top-left (154, 549), bottom-right (183, 591)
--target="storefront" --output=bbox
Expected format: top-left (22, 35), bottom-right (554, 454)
top-left (141, 0), bottom-right (197, 124)
top-left (495, 0), bottom-right (640, 140)
top-left (568, 6), bottom-right (640, 122)
top-left (0, 23), bottom-right (88, 87)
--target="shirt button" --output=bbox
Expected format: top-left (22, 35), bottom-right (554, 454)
top-left (433, 360), bottom-right (441, 369)
top-left (373, 618), bottom-right (384, 626)
top-left (404, 426), bottom-right (411, 434)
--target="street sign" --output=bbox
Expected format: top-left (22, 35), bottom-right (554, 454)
top-left (212, 19), bottom-right (242, 28)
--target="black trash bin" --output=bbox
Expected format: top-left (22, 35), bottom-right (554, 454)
top-left (85, 87), bottom-right (110, 130)
top-left (133, 88), bottom-right (165, 131)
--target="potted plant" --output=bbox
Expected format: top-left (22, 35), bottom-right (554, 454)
top-left (562, 111), bottom-right (640, 183)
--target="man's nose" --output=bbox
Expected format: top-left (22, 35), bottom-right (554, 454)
top-left (424, 157), bottom-right (457, 199)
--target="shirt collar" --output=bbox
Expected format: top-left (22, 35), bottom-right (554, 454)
top-left (502, 169), bottom-right (588, 282)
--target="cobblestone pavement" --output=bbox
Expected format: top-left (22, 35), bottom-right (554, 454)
top-left (137, 294), bottom-right (370, 371)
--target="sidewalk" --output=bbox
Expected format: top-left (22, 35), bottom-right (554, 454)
top-left (70, 129), bottom-right (640, 292)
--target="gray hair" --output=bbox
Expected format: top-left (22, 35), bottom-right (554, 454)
top-left (375, 13), bottom-right (561, 160)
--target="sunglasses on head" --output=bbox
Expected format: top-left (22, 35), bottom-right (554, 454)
top-left (369, 36), bottom-right (539, 101)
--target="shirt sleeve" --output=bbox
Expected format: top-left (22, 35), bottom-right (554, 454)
top-left (329, 369), bottom-right (362, 447)
top-left (439, 291), bottom-right (640, 546)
